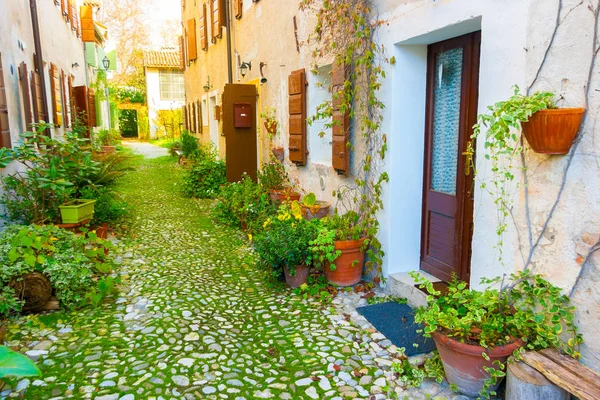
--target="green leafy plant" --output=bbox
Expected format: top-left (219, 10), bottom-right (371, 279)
top-left (182, 146), bottom-right (226, 199)
top-left (292, 274), bottom-right (333, 302)
top-left (80, 187), bottom-right (131, 225)
top-left (0, 286), bottom-right (23, 321)
top-left (0, 123), bottom-right (101, 224)
top-left (309, 225), bottom-right (340, 268)
top-left (0, 346), bottom-right (41, 379)
top-left (0, 225), bottom-right (116, 310)
top-left (391, 353), bottom-right (446, 389)
top-left (94, 129), bottom-right (122, 147)
top-left (411, 270), bottom-right (582, 398)
top-left (257, 162), bottom-right (291, 193)
top-left (181, 130), bottom-right (199, 158)
top-left (259, 107), bottom-right (279, 144)
top-left (471, 86), bottom-right (556, 261)
top-left (253, 205), bottom-right (320, 277)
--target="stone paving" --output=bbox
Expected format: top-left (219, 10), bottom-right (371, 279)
top-left (1, 154), bottom-right (464, 399)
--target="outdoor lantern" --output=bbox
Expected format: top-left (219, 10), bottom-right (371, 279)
top-left (102, 56), bottom-right (110, 70)
top-left (239, 61), bottom-right (251, 78)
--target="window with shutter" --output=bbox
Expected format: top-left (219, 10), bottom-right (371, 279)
top-left (331, 62), bottom-right (350, 174)
top-left (178, 36), bottom-right (185, 68)
top-left (288, 69), bottom-right (307, 165)
top-left (67, 0), bottom-right (73, 22)
top-left (192, 103), bottom-right (197, 133)
top-left (182, 105), bottom-right (188, 131)
top-left (61, 70), bottom-right (69, 128)
top-left (187, 19), bottom-right (197, 61)
top-left (0, 54), bottom-right (11, 149)
top-left (73, 6), bottom-right (80, 34)
top-left (61, 0), bottom-right (67, 16)
top-left (200, 4), bottom-right (208, 51)
top-left (81, 6), bottom-right (94, 42)
top-left (50, 63), bottom-right (63, 127)
top-left (87, 88), bottom-right (97, 128)
top-left (235, 0), bottom-right (243, 19)
top-left (210, 0), bottom-right (224, 41)
top-left (31, 71), bottom-right (47, 123)
top-left (196, 100), bottom-right (202, 133)
top-left (72, 85), bottom-right (88, 127)
top-left (19, 63), bottom-right (33, 130)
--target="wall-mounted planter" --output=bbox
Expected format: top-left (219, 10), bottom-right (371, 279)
top-left (521, 108), bottom-right (585, 154)
top-left (271, 147), bottom-right (284, 162)
top-left (264, 120), bottom-right (277, 135)
top-left (59, 199), bottom-right (96, 224)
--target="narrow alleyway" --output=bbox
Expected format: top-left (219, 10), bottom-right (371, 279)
top-left (3, 153), bottom-right (459, 400)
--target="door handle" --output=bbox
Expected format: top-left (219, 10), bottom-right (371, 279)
top-left (462, 141), bottom-right (474, 176)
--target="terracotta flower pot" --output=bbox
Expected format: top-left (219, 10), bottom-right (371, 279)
top-left (264, 120), bottom-right (278, 135)
top-left (300, 201), bottom-right (331, 220)
top-left (271, 147), bottom-right (284, 162)
top-left (101, 145), bottom-right (116, 154)
top-left (432, 331), bottom-right (524, 396)
top-left (96, 223), bottom-right (109, 239)
top-left (269, 190), bottom-right (301, 205)
top-left (324, 237), bottom-right (366, 286)
top-left (283, 265), bottom-right (310, 288)
top-left (521, 108), bottom-right (585, 154)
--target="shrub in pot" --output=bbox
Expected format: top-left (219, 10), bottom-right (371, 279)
top-left (253, 204), bottom-right (319, 288)
top-left (257, 162), bottom-right (300, 204)
top-left (311, 211), bottom-right (366, 286)
top-left (411, 271), bottom-right (582, 398)
top-left (94, 128), bottom-right (121, 153)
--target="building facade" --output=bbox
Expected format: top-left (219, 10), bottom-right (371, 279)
top-left (182, 0), bottom-right (600, 371)
top-left (143, 49), bottom-right (185, 140)
top-left (0, 0), bottom-right (106, 171)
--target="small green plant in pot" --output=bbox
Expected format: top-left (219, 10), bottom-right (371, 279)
top-left (253, 203), bottom-right (319, 288)
top-left (94, 129), bottom-right (121, 153)
top-left (311, 211), bottom-right (366, 286)
top-left (258, 162), bottom-right (300, 204)
top-left (411, 270), bottom-right (582, 398)
top-left (300, 192), bottom-right (331, 220)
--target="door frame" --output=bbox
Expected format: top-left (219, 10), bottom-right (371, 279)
top-left (420, 31), bottom-right (481, 283)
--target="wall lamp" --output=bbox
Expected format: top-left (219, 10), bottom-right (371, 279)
top-left (72, 62), bottom-right (80, 70)
top-left (102, 56), bottom-right (110, 70)
top-left (239, 61), bottom-right (251, 78)
top-left (260, 62), bottom-right (267, 84)
top-left (203, 76), bottom-right (213, 92)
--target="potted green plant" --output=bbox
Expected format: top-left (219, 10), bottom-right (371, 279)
top-left (260, 107), bottom-right (284, 161)
top-left (411, 271), bottom-right (582, 398)
top-left (59, 199), bottom-right (97, 224)
top-left (94, 129), bottom-right (121, 154)
top-left (253, 204), bottom-right (318, 287)
top-left (300, 192), bottom-right (331, 220)
top-left (258, 162), bottom-right (300, 204)
top-left (311, 211), bottom-right (366, 286)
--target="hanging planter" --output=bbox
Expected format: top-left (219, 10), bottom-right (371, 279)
top-left (521, 108), bottom-right (585, 154)
top-left (58, 199), bottom-right (96, 224)
top-left (271, 147), bottom-right (284, 162)
top-left (324, 237), bottom-right (365, 286)
top-left (264, 120), bottom-right (278, 135)
top-left (432, 331), bottom-right (523, 396)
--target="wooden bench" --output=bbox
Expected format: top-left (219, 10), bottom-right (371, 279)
top-left (506, 349), bottom-right (600, 400)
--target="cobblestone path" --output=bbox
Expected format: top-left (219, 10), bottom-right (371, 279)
top-left (3, 157), bottom-right (411, 400)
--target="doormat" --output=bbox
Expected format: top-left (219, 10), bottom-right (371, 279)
top-left (356, 302), bottom-right (436, 356)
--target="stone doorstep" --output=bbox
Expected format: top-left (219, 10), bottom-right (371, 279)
top-left (386, 271), bottom-right (440, 308)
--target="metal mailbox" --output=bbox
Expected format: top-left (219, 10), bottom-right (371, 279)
top-left (233, 102), bottom-right (252, 128)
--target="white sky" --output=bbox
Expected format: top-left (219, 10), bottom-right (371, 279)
top-left (147, 0), bottom-right (182, 48)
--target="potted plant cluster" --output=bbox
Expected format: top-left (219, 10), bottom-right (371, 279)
top-left (311, 211), bottom-right (367, 286)
top-left (260, 107), bottom-right (284, 162)
top-left (258, 162), bottom-right (301, 205)
top-left (253, 204), bottom-right (319, 287)
top-left (411, 271), bottom-right (582, 398)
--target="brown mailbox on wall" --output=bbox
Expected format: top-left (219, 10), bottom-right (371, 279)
top-left (233, 102), bottom-right (252, 128)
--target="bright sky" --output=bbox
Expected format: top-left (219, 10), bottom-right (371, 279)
top-left (146, 0), bottom-right (182, 48)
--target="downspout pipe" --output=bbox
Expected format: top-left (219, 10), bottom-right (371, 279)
top-left (30, 0), bottom-right (50, 128)
top-left (225, 0), bottom-right (233, 84)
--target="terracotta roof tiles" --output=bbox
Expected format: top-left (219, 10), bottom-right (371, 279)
top-left (143, 50), bottom-right (182, 69)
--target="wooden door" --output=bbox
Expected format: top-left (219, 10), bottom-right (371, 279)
top-left (420, 32), bottom-right (480, 282)
top-left (223, 84), bottom-right (257, 182)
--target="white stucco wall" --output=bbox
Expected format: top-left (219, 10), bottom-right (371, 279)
top-left (376, 0), bottom-right (600, 371)
top-left (146, 67), bottom-right (185, 139)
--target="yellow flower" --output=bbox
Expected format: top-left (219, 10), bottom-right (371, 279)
top-left (263, 218), bottom-right (271, 228)
top-left (248, 234), bottom-right (253, 241)
top-left (300, 283), bottom-right (309, 291)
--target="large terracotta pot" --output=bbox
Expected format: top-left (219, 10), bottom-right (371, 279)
top-left (283, 265), bottom-right (310, 288)
top-left (300, 201), bottom-right (331, 220)
top-left (269, 190), bottom-right (301, 205)
top-left (432, 331), bottom-right (523, 396)
top-left (521, 108), bottom-right (585, 154)
top-left (324, 237), bottom-right (366, 286)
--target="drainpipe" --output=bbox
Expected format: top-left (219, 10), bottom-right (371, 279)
top-left (225, 0), bottom-right (233, 84)
top-left (29, 0), bottom-right (49, 130)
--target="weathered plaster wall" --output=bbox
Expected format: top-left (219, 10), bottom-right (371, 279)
top-left (146, 67), bottom-right (185, 139)
top-left (376, 0), bottom-right (600, 371)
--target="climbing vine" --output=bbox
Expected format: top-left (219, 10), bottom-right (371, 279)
top-left (299, 0), bottom-right (391, 282)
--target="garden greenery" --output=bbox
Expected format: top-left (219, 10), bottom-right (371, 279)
top-left (300, 0), bottom-right (390, 282)
top-left (181, 131), bottom-right (199, 158)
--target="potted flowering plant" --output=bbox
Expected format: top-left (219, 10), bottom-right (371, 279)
top-left (258, 162), bottom-right (300, 204)
top-left (253, 204), bottom-right (319, 287)
top-left (260, 107), bottom-right (284, 161)
top-left (411, 271), bottom-right (582, 398)
top-left (300, 192), bottom-right (331, 220)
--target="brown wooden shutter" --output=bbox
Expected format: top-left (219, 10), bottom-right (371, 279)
top-left (210, 0), bottom-right (223, 41)
top-left (187, 19), bottom-right (197, 61)
top-left (196, 100), bottom-right (202, 133)
top-left (288, 68), bottom-right (307, 165)
top-left (61, 0), bottom-right (67, 16)
top-left (234, 0), bottom-right (243, 19)
top-left (61, 70), bottom-right (69, 128)
top-left (19, 63), bottom-right (33, 130)
top-left (178, 36), bottom-right (185, 68)
top-left (72, 85), bottom-right (88, 126)
top-left (87, 88), bottom-right (97, 128)
top-left (0, 54), bottom-right (11, 148)
top-left (67, 0), bottom-right (73, 22)
top-left (31, 71), bottom-right (46, 123)
top-left (331, 62), bottom-right (350, 174)
top-left (200, 4), bottom-right (208, 51)
top-left (182, 105), bottom-right (188, 130)
top-left (68, 75), bottom-right (74, 120)
top-left (49, 63), bottom-right (63, 127)
top-left (81, 6), bottom-right (94, 42)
